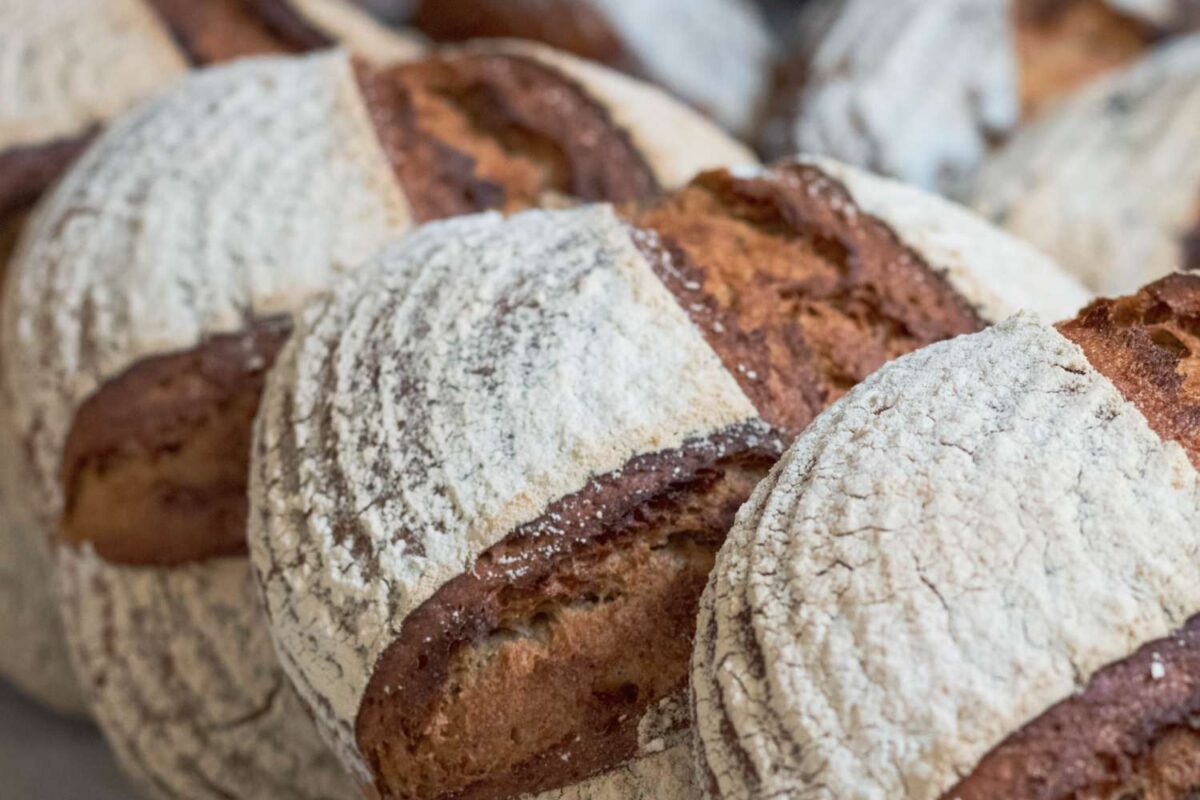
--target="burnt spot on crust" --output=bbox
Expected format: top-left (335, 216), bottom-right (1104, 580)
top-left (142, 0), bottom-right (300, 64)
top-left (408, 0), bottom-right (639, 75)
top-left (59, 318), bottom-right (291, 566)
top-left (354, 52), bottom-right (660, 222)
top-left (356, 427), bottom-right (780, 800)
top-left (1014, 0), bottom-right (1155, 117)
top-left (1058, 272), bottom-right (1200, 468)
top-left (947, 615), bottom-right (1200, 799)
top-left (0, 132), bottom-right (96, 220)
top-left (631, 162), bottom-right (985, 437)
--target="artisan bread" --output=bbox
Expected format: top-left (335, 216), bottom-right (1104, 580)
top-left (248, 160), bottom-right (1087, 800)
top-left (760, 0), bottom-right (1187, 191)
top-left (972, 34), bottom-right (1200, 294)
top-left (375, 0), bottom-right (773, 134)
top-left (0, 39), bottom-right (750, 795)
top-left (693, 271), bottom-right (1200, 799)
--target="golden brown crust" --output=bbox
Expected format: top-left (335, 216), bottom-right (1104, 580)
top-left (1057, 272), bottom-right (1200, 467)
top-left (59, 319), bottom-right (290, 565)
top-left (946, 615), bottom-right (1200, 799)
top-left (354, 53), bottom-right (659, 222)
top-left (632, 163), bottom-right (986, 436)
top-left (1014, 0), bottom-right (1155, 117)
top-left (358, 439), bottom-right (777, 800)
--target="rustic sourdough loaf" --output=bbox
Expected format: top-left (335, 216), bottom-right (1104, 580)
top-left (693, 271), bottom-right (1200, 799)
top-left (364, 0), bottom-right (773, 135)
top-left (0, 0), bottom-right (421, 219)
top-left (972, 34), bottom-right (1200, 295)
top-left (248, 159), bottom-right (1087, 800)
top-left (0, 40), bottom-right (750, 796)
top-left (760, 0), bottom-right (1191, 192)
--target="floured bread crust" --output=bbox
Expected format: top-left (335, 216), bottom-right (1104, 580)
top-left (0, 50), bottom-right (408, 793)
top-left (407, 0), bottom-right (772, 134)
top-left (798, 157), bottom-right (1092, 323)
top-left (524, 745), bottom-right (696, 800)
top-left (972, 35), bottom-right (1200, 295)
top-left (253, 0), bottom-right (428, 63)
top-left (457, 40), bottom-right (758, 189)
top-left (759, 0), bottom-right (1019, 192)
top-left (0, 0), bottom-right (187, 152)
top-left (57, 549), bottom-right (355, 798)
top-left (249, 206), bottom-right (760, 776)
top-left (692, 315), bottom-right (1200, 798)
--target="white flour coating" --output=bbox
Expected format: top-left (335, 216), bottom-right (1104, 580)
top-left (765, 0), bottom-right (1018, 192)
top-left (2, 50), bottom-right (411, 523)
top-left (974, 35), bottom-right (1200, 295)
top-left (0, 50), bottom-right (409, 797)
top-left (453, 40), bottom-right (758, 188)
top-left (802, 157), bottom-right (1092, 322)
top-left (288, 0), bottom-right (428, 63)
top-left (972, 35), bottom-right (1200, 295)
top-left (0, 403), bottom-right (86, 715)
top-left (57, 549), bottom-right (357, 799)
top-left (1107, 0), bottom-right (1198, 27)
top-left (525, 745), bottom-right (698, 800)
top-left (249, 205), bottom-right (760, 774)
top-left (0, 0), bottom-right (186, 150)
top-left (589, 0), bottom-right (773, 134)
top-left (692, 316), bottom-right (1200, 799)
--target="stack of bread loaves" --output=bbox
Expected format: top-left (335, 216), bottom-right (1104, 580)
top-left (693, 271), bottom-right (1200, 798)
top-left (247, 158), bottom-right (1086, 799)
top-left (0, 0), bottom-right (423, 721)
top-left (0, 38), bottom-right (754, 797)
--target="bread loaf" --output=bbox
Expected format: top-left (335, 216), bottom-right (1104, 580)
top-left (0, 39), bottom-right (757, 794)
top-left (972, 34), bottom-right (1200, 294)
top-left (760, 0), bottom-right (1179, 192)
top-left (692, 272), bottom-right (1200, 799)
top-left (381, 0), bottom-right (774, 134)
top-left (248, 159), bottom-right (1087, 800)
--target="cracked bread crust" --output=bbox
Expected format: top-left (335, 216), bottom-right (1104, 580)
top-left (250, 162), bottom-right (1074, 799)
top-left (693, 311), bottom-right (1200, 799)
top-left (972, 35), bottom-right (1200, 295)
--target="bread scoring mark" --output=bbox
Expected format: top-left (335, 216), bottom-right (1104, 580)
top-left (632, 161), bottom-right (986, 437)
top-left (1059, 272), bottom-right (1200, 468)
top-left (249, 206), bottom-right (760, 776)
top-left (60, 319), bottom-right (290, 566)
top-left (354, 50), bottom-right (660, 222)
top-left (692, 317), bottom-right (1200, 798)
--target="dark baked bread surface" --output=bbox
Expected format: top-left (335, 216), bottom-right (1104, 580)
top-left (355, 53), bottom-right (659, 221)
top-left (352, 163), bottom-right (986, 800)
top-left (941, 273), bottom-right (1200, 798)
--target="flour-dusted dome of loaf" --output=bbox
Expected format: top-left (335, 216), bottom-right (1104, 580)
top-left (972, 34), bottom-right (1200, 295)
top-left (693, 275), bottom-right (1200, 798)
top-left (760, 0), bottom-right (1169, 193)
top-left (248, 159), bottom-right (1087, 800)
top-left (397, 0), bottom-right (774, 134)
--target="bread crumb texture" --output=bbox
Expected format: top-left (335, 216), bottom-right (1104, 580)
top-left (693, 315), bottom-right (1200, 799)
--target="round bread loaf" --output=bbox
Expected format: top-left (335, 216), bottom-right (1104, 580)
top-left (759, 0), bottom-right (1183, 192)
top-left (379, 0), bottom-right (773, 135)
top-left (693, 271), bottom-right (1200, 799)
top-left (0, 39), bottom-right (749, 795)
top-left (0, 0), bottom-right (421, 219)
top-left (972, 34), bottom-right (1200, 295)
top-left (248, 159), bottom-right (1088, 800)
